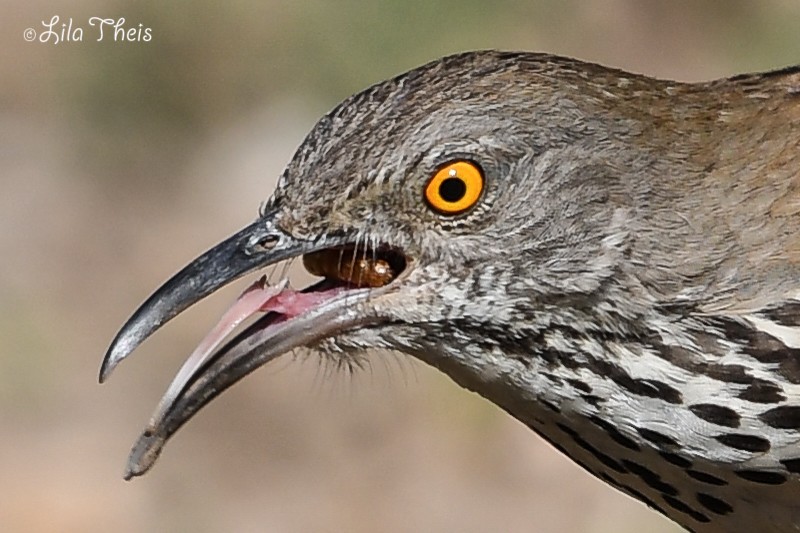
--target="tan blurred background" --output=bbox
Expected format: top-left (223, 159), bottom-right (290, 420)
top-left (2, 1), bottom-right (800, 532)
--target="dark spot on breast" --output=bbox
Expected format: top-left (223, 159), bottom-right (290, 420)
top-left (760, 302), bottom-right (800, 327)
top-left (651, 322), bottom-right (800, 392)
top-left (566, 378), bottom-right (591, 393)
top-left (555, 422), bottom-right (579, 438)
top-left (651, 337), bottom-right (758, 385)
top-left (621, 459), bottom-right (679, 497)
top-left (781, 458), bottom-right (800, 473)
top-left (714, 433), bottom-right (771, 453)
top-left (589, 416), bottom-right (640, 451)
top-left (634, 379), bottom-right (683, 404)
top-left (541, 372), bottom-right (563, 385)
top-left (686, 469), bottom-right (727, 486)
top-left (539, 348), bottom-right (581, 370)
top-left (715, 315), bottom-right (800, 384)
top-left (636, 427), bottom-right (678, 447)
top-left (581, 394), bottom-right (604, 406)
top-left (695, 493), bottom-right (733, 515)
top-left (662, 495), bottom-right (711, 523)
top-left (689, 404), bottom-right (741, 428)
top-left (659, 452), bottom-right (692, 468)
top-left (760, 405), bottom-right (800, 429)
top-left (705, 364), bottom-right (755, 384)
top-left (738, 379), bottom-right (786, 403)
top-left (583, 356), bottom-right (682, 403)
top-left (541, 399), bottom-right (560, 413)
top-left (555, 422), bottom-right (628, 474)
top-left (735, 470), bottom-right (787, 485)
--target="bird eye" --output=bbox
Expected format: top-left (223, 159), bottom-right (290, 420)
top-left (424, 160), bottom-right (484, 215)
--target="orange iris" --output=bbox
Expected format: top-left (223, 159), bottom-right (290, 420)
top-left (424, 160), bottom-right (484, 215)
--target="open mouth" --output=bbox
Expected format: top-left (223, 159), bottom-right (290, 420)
top-left (149, 242), bottom-right (409, 434)
top-left (302, 243), bottom-right (407, 289)
top-left (102, 220), bottom-right (412, 479)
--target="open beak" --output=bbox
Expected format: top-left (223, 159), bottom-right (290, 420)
top-left (102, 213), bottom-right (402, 479)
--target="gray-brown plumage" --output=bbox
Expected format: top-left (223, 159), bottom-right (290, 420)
top-left (102, 51), bottom-right (800, 532)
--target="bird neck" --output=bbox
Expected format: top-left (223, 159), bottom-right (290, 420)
top-left (399, 297), bottom-right (800, 532)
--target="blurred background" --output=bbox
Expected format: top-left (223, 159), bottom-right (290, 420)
top-left (2, 1), bottom-right (800, 532)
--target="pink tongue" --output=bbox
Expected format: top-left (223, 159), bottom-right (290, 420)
top-left (259, 283), bottom-right (343, 316)
top-left (147, 277), bottom-right (343, 431)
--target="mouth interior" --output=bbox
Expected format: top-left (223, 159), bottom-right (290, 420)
top-left (147, 243), bottom-right (407, 430)
top-left (302, 243), bottom-right (407, 288)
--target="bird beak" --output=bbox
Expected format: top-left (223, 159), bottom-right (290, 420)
top-left (100, 217), bottom-right (294, 382)
top-left (101, 215), bottom-right (383, 479)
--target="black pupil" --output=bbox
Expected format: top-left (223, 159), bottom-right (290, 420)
top-left (439, 177), bottom-right (467, 203)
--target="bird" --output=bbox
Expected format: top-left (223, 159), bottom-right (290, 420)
top-left (102, 50), bottom-right (800, 532)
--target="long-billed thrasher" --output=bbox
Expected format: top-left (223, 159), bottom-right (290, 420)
top-left (102, 51), bottom-right (800, 532)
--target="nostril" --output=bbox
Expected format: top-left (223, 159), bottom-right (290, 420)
top-left (247, 233), bottom-right (280, 254)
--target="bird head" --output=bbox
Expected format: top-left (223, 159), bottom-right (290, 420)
top-left (103, 51), bottom-right (645, 478)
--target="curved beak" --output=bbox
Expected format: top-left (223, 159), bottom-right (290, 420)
top-left (102, 214), bottom-right (379, 479)
top-left (124, 286), bottom-right (376, 479)
top-left (100, 216), bottom-right (300, 382)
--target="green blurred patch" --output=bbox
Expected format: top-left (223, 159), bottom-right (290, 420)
top-left (41, 0), bottom-right (800, 197)
top-left (0, 291), bottom-right (57, 416)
